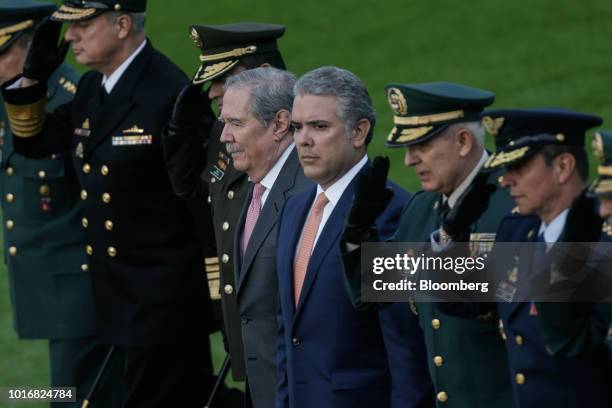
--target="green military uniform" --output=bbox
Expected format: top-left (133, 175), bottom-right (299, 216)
top-left (384, 83), bottom-right (515, 407)
top-left (0, 2), bottom-right (123, 407)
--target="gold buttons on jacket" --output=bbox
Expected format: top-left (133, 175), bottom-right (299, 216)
top-left (81, 264), bottom-right (89, 272)
top-left (224, 284), bottom-right (234, 295)
top-left (107, 246), bottom-right (117, 257)
top-left (105, 220), bottom-right (114, 231)
top-left (8, 246), bottom-right (17, 256)
top-left (222, 254), bottom-right (229, 264)
top-left (38, 170), bottom-right (46, 179)
top-left (6, 166), bottom-right (13, 176)
top-left (81, 217), bottom-right (89, 228)
top-left (432, 319), bottom-right (441, 330)
top-left (102, 193), bottom-right (111, 203)
top-left (101, 165), bottom-right (109, 175)
top-left (222, 222), bottom-right (229, 231)
top-left (515, 373), bottom-right (525, 385)
top-left (5, 193), bottom-right (14, 203)
top-left (81, 190), bottom-right (88, 200)
top-left (499, 319), bottom-right (507, 340)
top-left (207, 195), bottom-right (212, 203)
top-left (433, 356), bottom-right (444, 367)
top-left (515, 335), bottom-right (524, 346)
top-left (6, 220), bottom-right (14, 230)
top-left (437, 391), bottom-right (448, 403)
top-left (82, 163), bottom-right (91, 173)
top-left (39, 185), bottom-right (50, 196)
top-left (227, 190), bottom-right (234, 199)
top-left (86, 245), bottom-right (93, 255)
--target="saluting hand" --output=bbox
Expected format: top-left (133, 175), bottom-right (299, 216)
top-left (561, 189), bottom-right (603, 243)
top-left (170, 82), bottom-right (216, 129)
top-left (22, 17), bottom-right (68, 82)
top-left (343, 156), bottom-right (394, 245)
top-left (440, 171), bottom-right (496, 241)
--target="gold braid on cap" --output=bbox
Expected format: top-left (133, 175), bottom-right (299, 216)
top-left (200, 45), bottom-right (258, 62)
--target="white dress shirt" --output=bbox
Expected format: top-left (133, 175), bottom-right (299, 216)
top-left (101, 39), bottom-right (147, 93)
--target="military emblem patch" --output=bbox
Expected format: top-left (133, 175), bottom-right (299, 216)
top-left (387, 87), bottom-right (408, 116)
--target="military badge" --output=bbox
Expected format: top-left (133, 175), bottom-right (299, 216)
top-left (387, 87), bottom-right (408, 116)
top-left (190, 27), bottom-right (203, 48)
top-left (481, 115), bottom-right (505, 136)
top-left (593, 132), bottom-right (605, 164)
top-left (210, 165), bottom-right (225, 182)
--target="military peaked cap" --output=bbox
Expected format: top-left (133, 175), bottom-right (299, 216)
top-left (0, 0), bottom-right (55, 53)
top-left (483, 108), bottom-right (602, 169)
top-left (52, 0), bottom-right (147, 22)
top-left (189, 22), bottom-right (285, 84)
top-left (385, 81), bottom-right (494, 147)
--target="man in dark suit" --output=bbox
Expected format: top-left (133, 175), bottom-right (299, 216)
top-left (219, 67), bottom-right (312, 407)
top-left (485, 108), bottom-right (610, 407)
top-left (276, 66), bottom-right (433, 408)
top-left (162, 23), bottom-right (287, 384)
top-left (1, 1), bottom-right (215, 406)
top-left (0, 1), bottom-right (123, 406)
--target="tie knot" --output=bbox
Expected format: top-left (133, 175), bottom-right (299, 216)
top-left (253, 183), bottom-right (266, 199)
top-left (313, 192), bottom-right (329, 211)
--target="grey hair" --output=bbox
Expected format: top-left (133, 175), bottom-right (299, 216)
top-left (225, 67), bottom-right (297, 127)
top-left (293, 66), bottom-right (376, 143)
top-left (448, 121), bottom-right (485, 147)
top-left (107, 12), bottom-right (146, 33)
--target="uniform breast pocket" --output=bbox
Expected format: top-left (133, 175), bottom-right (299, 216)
top-left (20, 159), bottom-right (78, 220)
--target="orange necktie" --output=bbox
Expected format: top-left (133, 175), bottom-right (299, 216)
top-left (293, 192), bottom-right (329, 306)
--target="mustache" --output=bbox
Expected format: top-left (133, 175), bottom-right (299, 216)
top-left (225, 144), bottom-right (243, 154)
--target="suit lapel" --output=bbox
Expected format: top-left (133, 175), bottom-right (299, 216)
top-left (236, 150), bottom-right (302, 293)
top-left (83, 41), bottom-right (154, 159)
top-left (234, 183), bottom-right (252, 293)
top-left (508, 220), bottom-right (541, 319)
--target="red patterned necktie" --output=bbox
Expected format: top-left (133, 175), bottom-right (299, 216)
top-left (242, 183), bottom-right (266, 256)
top-left (293, 192), bottom-right (329, 306)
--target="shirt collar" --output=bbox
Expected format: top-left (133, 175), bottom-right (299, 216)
top-left (316, 154), bottom-right (368, 207)
top-left (259, 144), bottom-right (295, 191)
top-left (446, 150), bottom-right (489, 208)
top-left (101, 39), bottom-right (147, 93)
top-left (538, 209), bottom-right (569, 243)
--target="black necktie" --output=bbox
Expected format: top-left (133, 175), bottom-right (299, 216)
top-left (99, 84), bottom-right (109, 106)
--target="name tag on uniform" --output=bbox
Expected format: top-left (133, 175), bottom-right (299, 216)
top-left (210, 165), bottom-right (225, 181)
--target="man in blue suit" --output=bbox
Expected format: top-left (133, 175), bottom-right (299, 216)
top-left (484, 108), bottom-right (611, 407)
top-left (276, 66), bottom-right (433, 408)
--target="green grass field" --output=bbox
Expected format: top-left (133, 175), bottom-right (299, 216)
top-left (2, 0), bottom-right (612, 406)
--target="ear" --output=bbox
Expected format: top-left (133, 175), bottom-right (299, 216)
top-left (554, 152), bottom-right (576, 184)
top-left (115, 15), bottom-right (133, 40)
top-left (272, 110), bottom-right (292, 141)
top-left (351, 118), bottom-right (371, 149)
top-left (455, 127), bottom-right (475, 158)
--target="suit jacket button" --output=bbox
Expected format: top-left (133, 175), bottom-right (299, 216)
top-left (81, 264), bottom-right (89, 272)
top-left (101, 165), bottom-right (109, 175)
top-left (291, 337), bottom-right (301, 346)
top-left (227, 190), bottom-right (234, 199)
top-left (8, 246), bottom-right (17, 256)
top-left (81, 190), bottom-right (88, 200)
top-left (82, 163), bottom-right (91, 173)
top-left (86, 245), bottom-right (93, 255)
top-left (39, 185), bottom-right (50, 197)
top-left (5, 193), bottom-right (14, 203)
top-left (207, 195), bottom-right (212, 203)
top-left (222, 222), bottom-right (230, 231)
top-left (6, 220), bottom-right (14, 230)
top-left (6, 166), bottom-right (13, 176)
top-left (437, 391), bottom-right (448, 403)
top-left (107, 246), bottom-right (117, 257)
top-left (515, 373), bottom-right (525, 385)
top-left (82, 217), bottom-right (88, 228)
top-left (515, 335), bottom-right (524, 346)
top-left (222, 254), bottom-right (229, 264)
top-left (433, 355), bottom-right (444, 367)
top-left (105, 220), bottom-right (114, 231)
top-left (432, 319), bottom-right (441, 330)
top-left (38, 170), bottom-right (46, 179)
top-left (102, 193), bottom-right (111, 203)
top-left (224, 284), bottom-right (234, 295)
